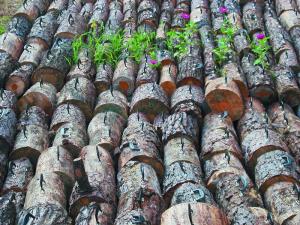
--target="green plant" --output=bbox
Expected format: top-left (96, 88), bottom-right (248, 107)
top-left (251, 33), bottom-right (271, 70)
top-left (213, 17), bottom-right (237, 68)
top-left (125, 31), bottom-right (156, 63)
top-left (0, 16), bottom-right (10, 35)
top-left (166, 21), bottom-right (198, 59)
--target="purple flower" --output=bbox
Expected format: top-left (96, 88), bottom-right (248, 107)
top-left (149, 59), bottom-right (158, 65)
top-left (180, 13), bottom-right (190, 20)
top-left (256, 33), bottom-right (265, 40)
top-left (219, 6), bottom-right (228, 14)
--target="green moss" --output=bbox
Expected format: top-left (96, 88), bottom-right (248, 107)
top-left (0, 16), bottom-right (11, 35)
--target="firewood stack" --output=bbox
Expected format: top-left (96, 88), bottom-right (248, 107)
top-left (200, 111), bottom-right (271, 225)
top-left (237, 97), bottom-right (300, 225)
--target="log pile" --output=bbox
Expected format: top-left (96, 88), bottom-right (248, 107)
top-left (1, 0), bottom-right (300, 224)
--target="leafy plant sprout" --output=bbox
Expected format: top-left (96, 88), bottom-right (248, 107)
top-left (251, 33), bottom-right (271, 70)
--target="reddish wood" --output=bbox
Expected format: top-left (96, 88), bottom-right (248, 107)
top-left (170, 182), bottom-right (216, 207)
top-left (75, 202), bottom-right (114, 225)
top-left (241, 129), bottom-right (289, 170)
top-left (0, 90), bottom-right (16, 111)
top-left (19, 38), bottom-right (47, 67)
top-left (28, 11), bottom-right (59, 48)
top-left (0, 32), bottom-right (23, 60)
top-left (130, 83), bottom-right (169, 122)
top-left (17, 81), bottom-right (57, 116)
top-left (36, 146), bottom-right (75, 191)
top-left (69, 146), bottom-right (116, 217)
top-left (117, 190), bottom-right (163, 225)
top-left (161, 203), bottom-right (229, 225)
top-left (18, 203), bottom-right (71, 225)
top-left (32, 38), bottom-right (73, 90)
top-left (163, 161), bottom-right (204, 205)
top-left (264, 181), bottom-right (300, 225)
top-left (2, 158), bottom-right (33, 194)
top-left (231, 207), bottom-right (271, 225)
top-left (214, 173), bottom-right (263, 221)
top-left (205, 77), bottom-right (244, 121)
top-left (17, 106), bottom-right (48, 131)
top-left (53, 123), bottom-right (88, 158)
top-left (55, 12), bottom-right (86, 39)
top-left (66, 48), bottom-right (96, 81)
top-left (10, 125), bottom-right (49, 164)
top-left (24, 173), bottom-right (67, 209)
top-left (57, 77), bottom-right (96, 121)
top-left (159, 63), bottom-right (176, 96)
top-left (255, 150), bottom-right (299, 193)
top-left (6, 65), bottom-right (34, 98)
top-left (94, 89), bottom-right (128, 119)
top-left (50, 103), bottom-right (86, 132)
top-left (94, 63), bottom-right (113, 94)
top-left (113, 58), bottom-right (138, 96)
top-left (273, 65), bottom-right (300, 107)
top-left (0, 108), bottom-right (17, 152)
top-left (136, 56), bottom-right (159, 87)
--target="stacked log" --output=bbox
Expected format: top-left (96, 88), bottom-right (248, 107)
top-left (241, 2), bottom-right (276, 104)
top-left (237, 97), bottom-right (300, 225)
top-left (268, 102), bottom-right (300, 164)
top-left (200, 111), bottom-right (270, 224)
top-left (203, 0), bottom-right (246, 121)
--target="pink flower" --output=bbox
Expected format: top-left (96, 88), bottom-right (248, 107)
top-left (256, 33), bottom-right (265, 40)
top-left (149, 59), bottom-right (158, 65)
top-left (180, 13), bottom-right (190, 20)
top-left (219, 6), bottom-right (228, 14)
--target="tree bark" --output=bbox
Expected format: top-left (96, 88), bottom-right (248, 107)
top-left (0, 32), bottom-right (24, 60)
top-left (94, 63), bottom-right (113, 95)
top-left (0, 108), bottom-right (17, 152)
top-left (6, 16), bottom-right (32, 41)
top-left (17, 105), bottom-right (48, 131)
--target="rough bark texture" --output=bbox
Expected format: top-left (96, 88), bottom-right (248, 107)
top-left (57, 77), bottom-right (96, 121)
top-left (88, 0), bottom-right (109, 26)
top-left (6, 64), bottom-right (36, 97)
top-left (48, 0), bottom-right (69, 12)
top-left (2, 157), bottom-right (34, 193)
top-left (69, 146), bottom-right (116, 217)
top-left (0, 89), bottom-right (17, 111)
top-left (17, 81), bottom-right (57, 116)
top-left (159, 63), bottom-right (176, 97)
top-left (50, 103), bottom-right (86, 132)
top-left (75, 202), bottom-right (114, 225)
top-left (6, 16), bottom-right (32, 41)
top-left (163, 161), bottom-right (203, 205)
top-left (264, 181), bottom-right (300, 225)
top-left (0, 51), bottom-right (17, 88)
top-left (170, 182), bottom-right (216, 207)
top-left (161, 203), bottom-right (229, 225)
top-left (36, 146), bottom-right (75, 191)
top-left (0, 193), bottom-right (16, 225)
top-left (18, 203), bottom-right (72, 225)
top-left (88, 112), bottom-right (126, 153)
top-left (94, 63), bottom-right (113, 95)
top-left (11, 125), bottom-right (49, 164)
top-left (162, 112), bottom-right (199, 145)
top-left (0, 108), bottom-right (17, 151)
top-left (255, 150), bottom-right (299, 193)
top-left (17, 105), bottom-right (48, 130)
top-left (114, 209), bottom-right (151, 225)
top-left (231, 206), bottom-right (271, 225)
top-left (32, 38), bottom-right (73, 91)
top-left (53, 122), bottom-right (88, 158)
top-left (130, 83), bottom-right (169, 122)
top-left (242, 2), bottom-right (264, 35)
top-left (214, 173), bottom-right (263, 221)
top-left (0, 32), bottom-right (24, 60)
top-left (137, 56), bottom-right (159, 87)
top-left (24, 173), bottom-right (67, 209)
top-left (28, 11), bottom-right (59, 48)
top-left (0, 153), bottom-right (8, 188)
top-left (94, 89), bottom-right (128, 120)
